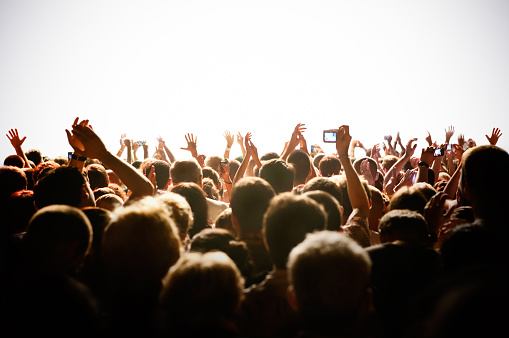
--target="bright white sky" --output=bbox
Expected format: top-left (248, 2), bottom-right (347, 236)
top-left (1, 0), bottom-right (508, 162)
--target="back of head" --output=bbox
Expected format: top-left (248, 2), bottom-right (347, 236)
top-left (33, 160), bottom-right (60, 184)
top-left (25, 149), bottom-right (43, 166)
top-left (378, 209), bottom-right (430, 245)
top-left (228, 159), bottom-right (241, 181)
top-left (318, 155), bottom-right (341, 177)
top-left (312, 153), bottom-right (325, 170)
top-left (412, 182), bottom-right (437, 202)
top-left (204, 155), bottom-right (222, 173)
top-left (353, 156), bottom-right (378, 178)
top-left (260, 152), bottom-right (280, 161)
top-left (23, 205), bottom-right (93, 272)
top-left (0, 166), bottom-right (27, 205)
top-left (460, 145), bottom-right (509, 219)
top-left (95, 193), bottom-right (124, 212)
top-left (170, 158), bottom-right (202, 185)
top-left (287, 231), bottom-right (372, 332)
top-left (263, 193), bottom-right (326, 269)
top-left (381, 155), bottom-right (398, 173)
top-left (102, 197), bottom-right (181, 294)
top-left (156, 192), bottom-right (193, 242)
top-left (159, 252), bottom-right (244, 332)
top-left (302, 176), bottom-right (342, 208)
top-left (4, 189), bottom-right (37, 236)
top-left (387, 186), bottom-right (427, 215)
top-left (302, 190), bottom-right (342, 231)
top-left (140, 159), bottom-right (171, 190)
top-left (259, 158), bottom-right (295, 194)
top-left (287, 149), bottom-right (311, 184)
top-left (202, 177), bottom-right (220, 200)
top-left (368, 186), bottom-right (387, 231)
top-left (4, 155), bottom-right (24, 168)
top-left (230, 177), bottom-right (276, 235)
top-left (170, 182), bottom-right (209, 238)
top-left (214, 208), bottom-right (236, 237)
top-left (33, 166), bottom-right (90, 210)
top-left (85, 163), bottom-right (110, 191)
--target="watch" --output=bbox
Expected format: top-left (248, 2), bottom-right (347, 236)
top-left (418, 161), bottom-right (429, 168)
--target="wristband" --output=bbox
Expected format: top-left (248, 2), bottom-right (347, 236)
top-left (418, 161), bottom-right (429, 168)
top-left (225, 146), bottom-right (231, 151)
top-left (71, 154), bottom-right (87, 161)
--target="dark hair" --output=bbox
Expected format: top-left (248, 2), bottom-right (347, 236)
top-left (263, 193), bottom-right (326, 269)
top-left (4, 190), bottom-right (36, 236)
top-left (33, 161), bottom-right (60, 184)
top-left (25, 149), bottom-right (43, 166)
top-left (378, 209), bottom-right (430, 243)
top-left (318, 155), bottom-right (341, 177)
top-left (170, 159), bottom-right (202, 185)
top-left (202, 177), bottom-right (220, 201)
top-left (0, 166), bottom-right (27, 205)
top-left (228, 159), bottom-right (241, 182)
top-left (230, 177), bottom-right (275, 235)
top-left (4, 155), bottom-right (24, 168)
top-left (302, 177), bottom-right (342, 208)
top-left (140, 159), bottom-right (170, 190)
top-left (313, 153), bottom-right (326, 170)
top-left (353, 157), bottom-right (378, 178)
top-left (303, 190), bottom-right (342, 231)
top-left (170, 182), bottom-right (209, 238)
top-left (387, 186), bottom-right (427, 215)
top-left (86, 163), bottom-right (110, 191)
top-left (260, 152), bottom-right (280, 161)
top-left (259, 159), bottom-right (295, 194)
top-left (33, 166), bottom-right (87, 209)
top-left (288, 149), bottom-right (311, 184)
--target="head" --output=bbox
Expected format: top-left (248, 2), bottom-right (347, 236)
top-left (25, 149), bottom-right (43, 166)
top-left (259, 159), bottom-right (295, 194)
top-left (202, 177), bottom-right (220, 201)
top-left (263, 193), bottom-right (326, 270)
top-left (228, 159), bottom-right (241, 182)
top-left (33, 166), bottom-right (95, 210)
top-left (287, 149), bottom-right (311, 185)
top-left (4, 189), bottom-right (37, 236)
top-left (204, 155), bottom-right (223, 173)
top-left (353, 157), bottom-right (379, 183)
top-left (32, 160), bottom-right (60, 184)
top-left (170, 159), bottom-right (202, 186)
top-left (85, 163), bottom-right (110, 191)
top-left (381, 155), bottom-right (398, 173)
top-left (95, 194), bottom-right (124, 212)
top-left (214, 208), bottom-right (237, 237)
top-left (378, 209), bottom-right (430, 246)
top-left (230, 177), bottom-right (276, 237)
top-left (302, 177), bottom-right (342, 208)
top-left (0, 166), bottom-right (27, 207)
top-left (4, 154), bottom-right (24, 168)
top-left (387, 186), bottom-right (427, 215)
top-left (159, 252), bottom-right (244, 331)
top-left (140, 158), bottom-right (171, 190)
top-left (23, 205), bottom-right (93, 274)
top-left (333, 175), bottom-right (371, 224)
top-left (368, 186), bottom-right (387, 232)
top-left (156, 192), bottom-right (194, 243)
top-left (287, 231), bottom-right (372, 334)
top-left (260, 151), bottom-right (280, 161)
top-left (312, 153), bottom-right (326, 170)
top-left (170, 182), bottom-right (209, 238)
top-left (303, 190), bottom-right (342, 231)
top-left (102, 197), bottom-right (181, 298)
top-left (318, 155), bottom-right (341, 177)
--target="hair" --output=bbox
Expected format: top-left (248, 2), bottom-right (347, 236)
top-left (33, 166), bottom-right (91, 210)
top-left (204, 155), bottom-right (223, 173)
top-left (4, 154), bottom-right (24, 168)
top-left (3, 189), bottom-right (37, 236)
top-left (318, 155), bottom-right (341, 177)
top-left (263, 193), bottom-right (326, 269)
top-left (202, 166), bottom-right (222, 198)
top-left (228, 159), bottom-right (241, 182)
top-left (230, 177), bottom-right (276, 235)
top-left (303, 190), bottom-right (342, 231)
top-left (333, 175), bottom-right (371, 220)
top-left (0, 166), bottom-right (27, 205)
top-left (190, 228), bottom-right (254, 286)
top-left (81, 207), bottom-right (111, 260)
top-left (102, 197), bottom-right (181, 296)
top-left (353, 156), bottom-right (378, 178)
top-left (368, 186), bottom-right (387, 232)
top-left (412, 182), bottom-right (437, 202)
top-left (170, 159), bottom-right (202, 185)
top-left (95, 193), bottom-right (124, 212)
top-left (86, 163), bottom-right (110, 191)
top-left (108, 183), bottom-right (127, 202)
top-left (381, 155), bottom-right (399, 173)
top-left (287, 231), bottom-right (372, 331)
top-left (260, 152), bottom-right (280, 161)
top-left (140, 158), bottom-right (171, 190)
top-left (387, 186), bottom-right (427, 215)
top-left (302, 177), bottom-right (343, 207)
top-left (170, 182), bottom-right (209, 238)
top-left (93, 187), bottom-right (115, 200)
top-left (202, 177), bottom-right (220, 200)
top-left (25, 149), bottom-right (43, 166)
top-left (214, 208), bottom-right (236, 237)
top-left (23, 168), bottom-right (35, 191)
top-left (23, 205), bottom-right (93, 269)
top-left (32, 160), bottom-right (60, 184)
top-left (378, 209), bottom-right (430, 244)
top-left (156, 192), bottom-right (194, 242)
top-left (287, 149), bottom-right (311, 184)
top-left (53, 155), bottom-right (69, 166)
top-left (259, 159), bottom-right (295, 194)
top-left (313, 153), bottom-right (326, 170)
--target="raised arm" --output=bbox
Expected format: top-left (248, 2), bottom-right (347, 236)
top-left (233, 133), bottom-right (253, 185)
top-left (66, 117), bottom-right (154, 199)
top-left (280, 123), bottom-right (306, 161)
top-left (116, 133), bottom-right (126, 157)
top-left (236, 132), bottom-right (246, 157)
top-left (336, 126), bottom-right (370, 215)
top-left (156, 136), bottom-right (175, 163)
top-left (383, 138), bottom-right (418, 189)
top-left (223, 131), bottom-right (235, 160)
top-left (6, 128), bottom-right (30, 168)
top-left (485, 127), bottom-right (502, 146)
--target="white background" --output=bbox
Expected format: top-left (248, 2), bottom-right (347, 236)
top-left (1, 0), bottom-right (508, 162)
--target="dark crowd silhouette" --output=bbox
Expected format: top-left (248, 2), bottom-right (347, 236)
top-left (1, 118), bottom-right (507, 337)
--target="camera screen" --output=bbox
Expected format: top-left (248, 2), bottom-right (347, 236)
top-left (434, 148), bottom-right (443, 156)
top-left (324, 131), bottom-right (337, 142)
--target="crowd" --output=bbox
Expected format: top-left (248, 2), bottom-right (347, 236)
top-left (0, 118), bottom-right (507, 337)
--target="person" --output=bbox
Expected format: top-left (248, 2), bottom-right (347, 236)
top-left (259, 159), bottom-right (295, 194)
top-left (158, 252), bottom-right (245, 337)
top-left (85, 163), bottom-right (110, 191)
top-left (230, 177), bottom-right (275, 279)
top-left (156, 192), bottom-right (194, 248)
top-left (100, 196), bottom-right (181, 335)
top-left (240, 192), bottom-right (326, 337)
top-left (303, 190), bottom-right (342, 231)
top-left (287, 231), bottom-right (374, 337)
top-left (170, 182), bottom-right (210, 238)
top-left (140, 158), bottom-right (171, 192)
top-left (366, 209), bottom-right (441, 338)
top-left (318, 155), bottom-right (341, 177)
top-left (287, 149), bottom-right (312, 192)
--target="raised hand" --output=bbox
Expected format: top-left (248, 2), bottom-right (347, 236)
top-left (236, 132), bottom-right (243, 145)
top-left (224, 131), bottom-right (234, 148)
top-left (457, 133), bottom-right (465, 149)
top-left (335, 125), bottom-right (352, 157)
top-left (445, 125), bottom-right (455, 144)
top-left (404, 138), bottom-right (418, 158)
top-left (65, 117), bottom-right (90, 154)
top-left (119, 133), bottom-right (126, 146)
top-left (420, 146), bottom-right (435, 167)
top-left (6, 128), bottom-right (27, 148)
top-left (180, 133), bottom-right (198, 157)
top-left (485, 127), bottom-right (502, 146)
top-left (425, 131), bottom-right (433, 146)
top-left (68, 119), bottom-right (108, 159)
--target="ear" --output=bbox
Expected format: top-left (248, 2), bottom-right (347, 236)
top-left (164, 178), bottom-right (171, 190)
top-left (286, 285), bottom-right (299, 311)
